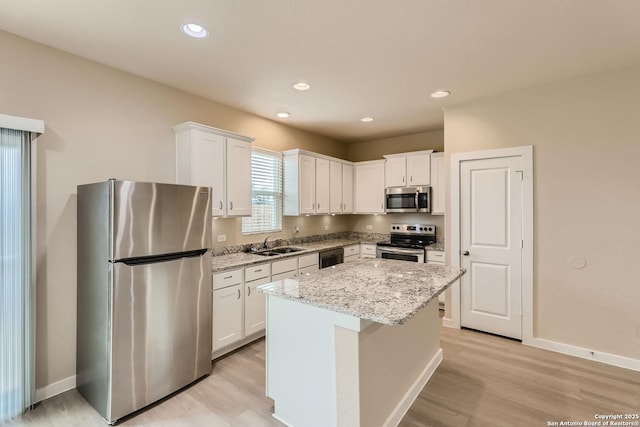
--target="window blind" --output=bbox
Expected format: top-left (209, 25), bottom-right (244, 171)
top-left (242, 148), bottom-right (283, 234)
top-left (0, 127), bottom-right (36, 421)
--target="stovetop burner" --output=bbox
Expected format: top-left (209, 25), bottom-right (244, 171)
top-left (376, 223), bottom-right (436, 249)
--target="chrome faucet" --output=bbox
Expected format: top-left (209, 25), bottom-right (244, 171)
top-left (263, 235), bottom-right (271, 249)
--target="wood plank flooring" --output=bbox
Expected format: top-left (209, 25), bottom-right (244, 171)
top-left (5, 323), bottom-right (640, 426)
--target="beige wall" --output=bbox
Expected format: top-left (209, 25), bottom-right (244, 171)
top-left (346, 130), bottom-right (444, 162)
top-left (444, 64), bottom-right (640, 360)
top-left (0, 31), bottom-right (348, 390)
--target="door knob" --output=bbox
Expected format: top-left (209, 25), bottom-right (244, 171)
top-left (462, 250), bottom-right (470, 256)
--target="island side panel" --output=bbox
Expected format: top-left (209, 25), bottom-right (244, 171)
top-left (266, 294), bottom-right (362, 427)
top-left (358, 301), bottom-right (442, 427)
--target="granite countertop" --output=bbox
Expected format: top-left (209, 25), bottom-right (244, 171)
top-left (211, 238), bottom-right (384, 273)
top-left (258, 258), bottom-right (465, 325)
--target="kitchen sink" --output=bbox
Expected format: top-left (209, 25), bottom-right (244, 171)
top-left (253, 246), bottom-right (305, 256)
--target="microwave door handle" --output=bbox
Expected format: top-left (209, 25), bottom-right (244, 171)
top-left (415, 190), bottom-right (419, 212)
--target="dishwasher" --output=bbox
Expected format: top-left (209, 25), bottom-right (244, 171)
top-left (319, 247), bottom-right (344, 269)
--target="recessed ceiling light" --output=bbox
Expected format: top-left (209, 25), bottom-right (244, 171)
top-left (182, 23), bottom-right (208, 39)
top-left (276, 111), bottom-right (290, 118)
top-left (360, 117), bottom-right (374, 123)
top-left (292, 82), bottom-right (311, 91)
top-left (430, 90), bottom-right (451, 99)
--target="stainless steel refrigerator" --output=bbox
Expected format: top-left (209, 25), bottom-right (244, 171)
top-left (76, 179), bottom-right (212, 424)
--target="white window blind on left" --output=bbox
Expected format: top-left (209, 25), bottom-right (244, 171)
top-left (0, 115), bottom-right (41, 421)
top-left (242, 149), bottom-right (283, 234)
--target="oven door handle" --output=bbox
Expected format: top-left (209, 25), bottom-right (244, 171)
top-left (378, 247), bottom-right (425, 255)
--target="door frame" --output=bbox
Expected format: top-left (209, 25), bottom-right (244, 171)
top-left (446, 145), bottom-right (534, 343)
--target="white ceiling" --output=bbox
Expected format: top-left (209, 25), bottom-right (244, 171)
top-left (2, 1), bottom-right (640, 142)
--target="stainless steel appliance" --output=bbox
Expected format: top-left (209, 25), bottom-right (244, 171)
top-left (376, 223), bottom-right (436, 262)
top-left (76, 180), bottom-right (212, 424)
top-left (385, 186), bottom-right (431, 213)
top-left (319, 247), bottom-right (344, 268)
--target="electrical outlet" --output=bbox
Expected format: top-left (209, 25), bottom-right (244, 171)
top-left (217, 234), bottom-right (227, 243)
top-left (324, 225), bottom-right (329, 231)
top-left (365, 225), bottom-right (373, 230)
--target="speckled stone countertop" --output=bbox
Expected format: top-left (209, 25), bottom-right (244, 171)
top-left (259, 258), bottom-right (465, 325)
top-left (211, 238), bottom-right (384, 273)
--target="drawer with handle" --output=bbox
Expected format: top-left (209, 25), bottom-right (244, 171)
top-left (344, 244), bottom-right (359, 257)
top-left (245, 263), bottom-right (271, 282)
top-left (426, 250), bottom-right (444, 263)
top-left (213, 269), bottom-right (242, 290)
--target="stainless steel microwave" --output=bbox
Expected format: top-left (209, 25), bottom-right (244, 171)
top-left (385, 186), bottom-right (431, 213)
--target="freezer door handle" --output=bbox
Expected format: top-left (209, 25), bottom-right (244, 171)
top-left (117, 249), bottom-right (208, 266)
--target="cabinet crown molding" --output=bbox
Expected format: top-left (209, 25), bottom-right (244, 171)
top-left (383, 149), bottom-right (434, 160)
top-left (172, 121), bottom-right (255, 143)
top-left (283, 149), bottom-right (352, 165)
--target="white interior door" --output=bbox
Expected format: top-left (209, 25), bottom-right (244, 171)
top-left (460, 156), bottom-right (523, 339)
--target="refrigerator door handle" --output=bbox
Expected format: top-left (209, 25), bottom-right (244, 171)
top-left (117, 249), bottom-right (208, 266)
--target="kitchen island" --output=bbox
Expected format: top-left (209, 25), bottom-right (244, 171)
top-left (259, 258), bottom-right (465, 427)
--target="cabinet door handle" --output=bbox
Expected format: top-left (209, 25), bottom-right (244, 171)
top-left (237, 289), bottom-right (241, 299)
top-left (255, 268), bottom-right (262, 272)
top-left (462, 251), bottom-right (470, 256)
top-left (219, 201), bottom-right (223, 210)
top-left (247, 286), bottom-right (251, 296)
top-left (410, 175), bottom-right (413, 183)
top-left (229, 201), bottom-right (233, 210)
top-left (402, 176), bottom-right (405, 183)
top-left (317, 202), bottom-right (320, 209)
top-left (223, 275), bottom-right (233, 279)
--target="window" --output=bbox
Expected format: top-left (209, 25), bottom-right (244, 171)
top-left (0, 114), bottom-right (43, 421)
top-left (242, 148), bottom-right (283, 234)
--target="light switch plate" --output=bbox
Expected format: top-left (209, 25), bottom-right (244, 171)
top-left (217, 234), bottom-right (227, 242)
top-left (365, 225), bottom-right (373, 230)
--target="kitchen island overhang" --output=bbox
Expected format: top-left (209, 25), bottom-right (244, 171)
top-left (259, 259), bottom-right (465, 427)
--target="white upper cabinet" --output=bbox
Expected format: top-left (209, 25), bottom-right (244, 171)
top-left (354, 160), bottom-right (385, 214)
top-left (329, 161), bottom-right (354, 214)
top-left (330, 160), bottom-right (343, 213)
top-left (384, 157), bottom-right (406, 187)
top-left (315, 157), bottom-right (330, 214)
top-left (430, 152), bottom-right (445, 215)
top-left (341, 163), bottom-right (354, 213)
top-left (174, 122), bottom-right (253, 217)
top-left (284, 150), bottom-right (352, 216)
top-left (384, 150), bottom-right (433, 187)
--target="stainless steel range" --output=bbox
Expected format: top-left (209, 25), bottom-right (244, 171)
top-left (376, 223), bottom-right (436, 262)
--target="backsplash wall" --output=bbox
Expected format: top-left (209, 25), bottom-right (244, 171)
top-left (211, 214), bottom-right (352, 250)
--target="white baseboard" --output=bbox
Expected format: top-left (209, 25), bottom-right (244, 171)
top-left (35, 375), bottom-right (76, 403)
top-left (526, 338), bottom-right (640, 372)
top-left (383, 348), bottom-right (443, 427)
top-left (442, 317), bottom-right (459, 329)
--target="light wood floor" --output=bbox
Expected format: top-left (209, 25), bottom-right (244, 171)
top-left (5, 323), bottom-right (640, 426)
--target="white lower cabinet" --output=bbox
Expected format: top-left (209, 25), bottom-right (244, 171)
top-left (212, 263), bottom-right (271, 357)
top-left (426, 251), bottom-right (445, 306)
top-left (245, 276), bottom-right (271, 336)
top-left (212, 283), bottom-right (243, 352)
top-left (360, 244), bottom-right (377, 259)
top-left (272, 258), bottom-right (298, 280)
top-left (298, 253), bottom-right (319, 276)
top-left (244, 263), bottom-right (271, 337)
top-left (344, 244), bottom-right (360, 262)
